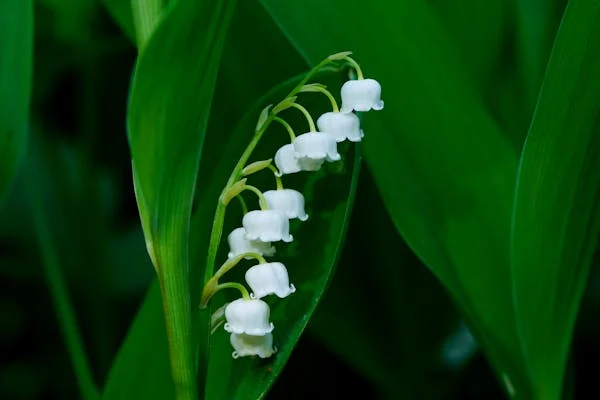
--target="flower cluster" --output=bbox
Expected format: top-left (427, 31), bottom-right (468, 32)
top-left (200, 52), bottom-right (383, 359)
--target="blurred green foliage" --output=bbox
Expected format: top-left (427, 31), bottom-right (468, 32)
top-left (0, 0), bottom-right (32, 201)
top-left (1, 0), bottom-right (600, 399)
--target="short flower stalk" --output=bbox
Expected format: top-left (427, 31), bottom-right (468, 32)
top-left (200, 51), bottom-right (383, 359)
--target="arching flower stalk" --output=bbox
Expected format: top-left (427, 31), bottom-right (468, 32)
top-left (199, 51), bottom-right (383, 359)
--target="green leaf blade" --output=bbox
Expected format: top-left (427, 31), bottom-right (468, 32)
top-left (101, 282), bottom-right (174, 400)
top-left (261, 0), bottom-right (530, 396)
top-left (205, 146), bottom-right (361, 400)
top-left (125, 0), bottom-right (236, 398)
top-left (511, 2), bottom-right (600, 398)
top-left (0, 0), bottom-right (33, 202)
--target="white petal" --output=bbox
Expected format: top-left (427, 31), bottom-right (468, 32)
top-left (340, 78), bottom-right (384, 113)
top-left (274, 142), bottom-right (325, 174)
top-left (224, 298), bottom-right (274, 335)
top-left (243, 210), bottom-right (293, 243)
top-left (274, 144), bottom-right (301, 175)
top-left (230, 333), bottom-right (275, 359)
top-left (246, 262), bottom-right (296, 299)
top-left (293, 132), bottom-right (341, 162)
top-left (317, 111), bottom-right (363, 142)
top-left (227, 227), bottom-right (276, 259)
top-left (263, 189), bottom-right (308, 221)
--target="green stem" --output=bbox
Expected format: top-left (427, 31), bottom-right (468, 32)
top-left (268, 164), bottom-right (284, 190)
top-left (214, 252), bottom-right (266, 280)
top-left (202, 56), bottom-right (335, 289)
top-left (216, 282), bottom-right (250, 299)
top-left (243, 184), bottom-right (268, 210)
top-left (301, 85), bottom-right (339, 112)
top-left (290, 102), bottom-right (316, 132)
top-left (342, 55), bottom-right (364, 79)
top-left (157, 248), bottom-right (196, 400)
top-left (27, 168), bottom-right (100, 400)
top-left (236, 194), bottom-right (248, 214)
top-left (200, 251), bottom-right (265, 307)
top-left (273, 116), bottom-right (296, 141)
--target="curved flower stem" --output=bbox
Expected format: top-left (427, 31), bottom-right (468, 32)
top-left (236, 194), bottom-right (248, 215)
top-left (243, 185), bottom-right (268, 210)
top-left (202, 55), bottom-right (337, 290)
top-left (290, 102), bottom-right (316, 132)
top-left (200, 252), bottom-right (265, 307)
top-left (216, 282), bottom-right (250, 299)
top-left (214, 252), bottom-right (266, 279)
top-left (210, 305), bottom-right (227, 334)
top-left (273, 116), bottom-right (296, 141)
top-left (267, 164), bottom-right (284, 190)
top-left (300, 85), bottom-right (339, 112)
top-left (342, 55), bottom-right (364, 79)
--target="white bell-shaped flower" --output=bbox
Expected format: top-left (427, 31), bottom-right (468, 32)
top-left (340, 78), bottom-right (384, 113)
top-left (243, 210), bottom-right (293, 243)
top-left (246, 262), bottom-right (296, 299)
top-left (317, 111), bottom-right (364, 142)
top-left (293, 132), bottom-right (341, 162)
top-left (227, 227), bottom-right (276, 259)
top-left (274, 143), bottom-right (324, 175)
top-left (230, 333), bottom-right (275, 359)
top-left (263, 189), bottom-right (308, 221)
top-left (224, 298), bottom-right (274, 335)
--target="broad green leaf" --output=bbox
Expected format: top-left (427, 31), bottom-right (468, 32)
top-left (127, 0), bottom-right (236, 398)
top-left (309, 170), bottom-right (462, 398)
top-left (429, 0), bottom-right (531, 147)
top-left (514, 0), bottom-right (565, 108)
top-left (261, 0), bottom-right (530, 395)
top-left (101, 281), bottom-right (173, 400)
top-left (511, 2), bottom-right (600, 398)
top-left (203, 111), bottom-right (360, 400)
top-left (0, 0), bottom-right (33, 202)
top-left (430, 0), bottom-right (504, 90)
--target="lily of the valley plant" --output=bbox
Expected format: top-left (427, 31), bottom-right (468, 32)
top-left (200, 51), bottom-right (383, 359)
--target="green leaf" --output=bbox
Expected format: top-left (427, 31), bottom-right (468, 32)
top-left (0, 0), bottom-right (33, 202)
top-left (261, 0), bottom-right (530, 395)
top-left (101, 281), bottom-right (174, 400)
top-left (429, 0), bottom-right (504, 90)
top-left (510, 2), bottom-right (600, 399)
top-left (514, 0), bottom-right (565, 108)
top-left (126, 0), bottom-right (236, 398)
top-left (203, 132), bottom-right (361, 400)
top-left (309, 170), bottom-right (462, 398)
